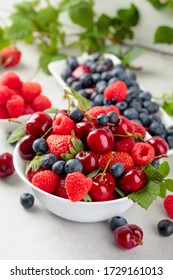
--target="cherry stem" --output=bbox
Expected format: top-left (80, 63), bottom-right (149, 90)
top-left (8, 119), bottom-right (24, 125)
top-left (41, 126), bottom-right (52, 138)
top-left (99, 152), bottom-right (114, 182)
top-left (132, 235), bottom-right (144, 245)
top-left (154, 154), bottom-right (168, 159)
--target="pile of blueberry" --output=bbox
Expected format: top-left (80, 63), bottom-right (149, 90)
top-left (60, 53), bottom-right (173, 149)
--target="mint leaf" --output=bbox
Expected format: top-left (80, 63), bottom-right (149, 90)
top-left (164, 179), bottom-right (173, 192)
top-left (146, 0), bottom-right (173, 9)
top-left (116, 4), bottom-right (139, 27)
top-left (70, 137), bottom-right (84, 153)
top-left (65, 88), bottom-right (91, 110)
top-left (128, 181), bottom-right (160, 209)
top-left (145, 164), bottom-right (164, 183)
top-left (159, 181), bottom-right (167, 198)
top-left (96, 14), bottom-right (112, 36)
top-left (25, 154), bottom-right (43, 175)
top-left (69, 1), bottom-right (94, 28)
top-left (7, 126), bottom-right (25, 144)
top-left (154, 26), bottom-right (173, 44)
top-left (158, 161), bottom-right (170, 177)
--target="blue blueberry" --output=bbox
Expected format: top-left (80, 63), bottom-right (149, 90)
top-left (123, 108), bottom-right (139, 120)
top-left (107, 111), bottom-right (119, 124)
top-left (129, 100), bottom-right (142, 112)
top-left (95, 64), bottom-right (108, 73)
top-left (151, 160), bottom-right (160, 169)
top-left (92, 94), bottom-right (104, 106)
top-left (110, 216), bottom-right (128, 231)
top-left (166, 135), bottom-right (173, 148)
top-left (101, 71), bottom-right (112, 81)
top-left (92, 52), bottom-right (102, 62)
top-left (109, 162), bottom-right (124, 178)
top-left (167, 125), bottom-right (173, 136)
top-left (61, 66), bottom-right (72, 81)
top-left (80, 73), bottom-right (93, 87)
top-left (64, 159), bottom-right (83, 174)
top-left (69, 107), bottom-right (84, 123)
top-left (20, 193), bottom-right (35, 209)
top-left (96, 80), bottom-right (107, 89)
top-left (96, 113), bottom-right (109, 125)
top-left (32, 138), bottom-right (48, 154)
top-left (149, 122), bottom-right (165, 136)
top-left (101, 58), bottom-right (113, 68)
top-left (66, 76), bottom-right (76, 86)
top-left (41, 153), bottom-right (58, 169)
top-left (108, 77), bottom-right (118, 85)
top-left (78, 89), bottom-right (90, 98)
top-left (71, 80), bottom-right (83, 91)
top-left (157, 219), bottom-right (173, 236)
top-left (91, 73), bottom-right (101, 84)
top-left (115, 101), bottom-right (128, 112)
top-left (66, 56), bottom-right (78, 70)
top-left (138, 90), bottom-right (152, 101)
top-left (139, 113), bottom-right (151, 126)
top-left (52, 160), bottom-right (66, 174)
top-left (143, 100), bottom-right (159, 113)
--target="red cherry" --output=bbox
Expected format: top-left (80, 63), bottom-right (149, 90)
top-left (25, 111), bottom-right (53, 138)
top-left (0, 153), bottom-right (15, 178)
top-left (114, 115), bottom-right (134, 136)
top-left (87, 126), bottom-right (114, 154)
top-left (74, 121), bottom-right (93, 139)
top-left (118, 166), bottom-right (147, 192)
top-left (89, 172), bottom-right (116, 201)
top-left (113, 224), bottom-right (143, 249)
top-left (146, 136), bottom-right (169, 156)
top-left (19, 135), bottom-right (36, 160)
top-left (72, 65), bottom-right (91, 79)
top-left (75, 151), bottom-right (99, 175)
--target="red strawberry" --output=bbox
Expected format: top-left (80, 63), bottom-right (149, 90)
top-left (85, 106), bottom-right (106, 120)
top-left (0, 46), bottom-right (21, 68)
top-left (104, 80), bottom-right (127, 101)
top-left (46, 134), bottom-right (74, 158)
top-left (53, 113), bottom-right (75, 135)
top-left (130, 120), bottom-right (146, 140)
top-left (32, 170), bottom-right (60, 193)
top-left (98, 151), bottom-right (134, 171)
top-left (31, 95), bottom-right (51, 111)
top-left (0, 71), bottom-right (23, 91)
top-left (115, 136), bottom-right (136, 153)
top-left (53, 178), bottom-right (68, 199)
top-left (26, 166), bottom-right (45, 182)
top-left (21, 82), bottom-right (42, 102)
top-left (72, 65), bottom-right (91, 79)
top-left (104, 104), bottom-right (120, 115)
top-left (6, 94), bottom-right (24, 118)
top-left (65, 172), bottom-right (93, 202)
top-left (164, 195), bottom-right (173, 219)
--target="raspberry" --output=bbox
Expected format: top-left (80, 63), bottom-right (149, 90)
top-left (104, 104), bottom-right (120, 115)
top-left (6, 94), bottom-right (24, 118)
top-left (32, 170), bottom-right (60, 193)
top-left (85, 106), bottom-right (106, 120)
top-left (53, 178), bottom-right (68, 199)
top-left (0, 106), bottom-right (10, 119)
top-left (46, 134), bottom-right (73, 158)
top-left (131, 142), bottom-right (155, 165)
top-left (98, 151), bottom-right (134, 171)
top-left (23, 104), bottom-right (34, 115)
top-left (65, 172), bottom-right (93, 202)
top-left (31, 95), bottom-right (51, 111)
top-left (164, 195), bottom-right (173, 219)
top-left (130, 120), bottom-right (146, 140)
top-left (0, 46), bottom-right (21, 68)
top-left (53, 113), bottom-right (75, 135)
top-left (104, 80), bottom-right (127, 101)
top-left (21, 82), bottom-right (42, 102)
top-left (0, 71), bottom-right (23, 91)
top-left (115, 136), bottom-right (136, 153)
top-left (0, 85), bottom-right (13, 106)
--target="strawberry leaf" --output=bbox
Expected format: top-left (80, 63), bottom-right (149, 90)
top-left (7, 126), bottom-right (25, 144)
top-left (25, 154), bottom-right (43, 175)
top-left (145, 164), bottom-right (164, 183)
top-left (159, 181), bottom-right (167, 198)
top-left (83, 193), bottom-right (92, 202)
top-left (61, 153), bottom-right (74, 161)
top-left (87, 168), bottom-right (100, 178)
top-left (164, 179), bottom-right (173, 192)
top-left (71, 137), bottom-right (84, 153)
top-left (158, 161), bottom-right (170, 177)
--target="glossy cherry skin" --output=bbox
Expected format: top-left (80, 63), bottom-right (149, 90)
top-left (114, 115), bottom-right (134, 136)
top-left (75, 151), bottom-right (99, 175)
top-left (113, 224), bottom-right (143, 249)
top-left (74, 121), bottom-right (93, 139)
top-left (0, 153), bottom-right (15, 178)
top-left (19, 135), bottom-right (36, 160)
top-left (87, 126), bottom-right (114, 154)
top-left (89, 172), bottom-right (116, 201)
top-left (146, 136), bottom-right (169, 156)
top-left (118, 166), bottom-right (147, 192)
top-left (25, 111), bottom-right (53, 138)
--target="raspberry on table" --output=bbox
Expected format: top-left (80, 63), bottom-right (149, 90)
top-left (104, 80), bottom-right (127, 101)
top-left (52, 113), bottom-right (75, 135)
top-left (32, 170), bottom-right (60, 193)
top-left (6, 94), bottom-right (25, 118)
top-left (131, 142), bottom-right (155, 165)
top-left (31, 95), bottom-right (51, 111)
top-left (0, 106), bottom-right (10, 119)
top-left (0, 71), bottom-right (23, 91)
top-left (21, 82), bottom-right (42, 102)
top-left (0, 85), bottom-right (13, 106)
top-left (164, 195), bottom-right (173, 219)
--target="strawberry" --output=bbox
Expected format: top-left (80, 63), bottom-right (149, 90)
top-left (0, 46), bottom-right (21, 68)
top-left (85, 106), bottom-right (106, 120)
top-left (26, 166), bottom-right (45, 182)
top-left (104, 104), bottom-right (120, 115)
top-left (98, 151), bottom-right (134, 171)
top-left (0, 71), bottom-right (23, 91)
top-left (21, 82), bottom-right (42, 103)
top-left (65, 172), bottom-right (93, 202)
top-left (104, 80), bottom-right (127, 101)
top-left (31, 95), bottom-right (52, 111)
top-left (53, 113), bottom-right (75, 135)
top-left (53, 178), bottom-right (68, 199)
top-left (115, 136), bottom-right (136, 153)
top-left (164, 195), bottom-right (173, 219)
top-left (46, 134), bottom-right (74, 158)
top-left (32, 170), bottom-right (60, 193)
top-left (6, 94), bottom-right (24, 118)
top-left (130, 120), bottom-right (146, 140)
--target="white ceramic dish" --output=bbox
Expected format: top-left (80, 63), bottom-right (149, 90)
top-left (0, 114), bottom-right (31, 134)
top-left (13, 143), bottom-right (133, 223)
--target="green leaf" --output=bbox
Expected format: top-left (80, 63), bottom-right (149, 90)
top-left (116, 3), bottom-right (139, 27)
top-left (69, 1), bottom-right (94, 28)
top-left (69, 147), bottom-right (78, 156)
top-left (7, 126), bottom-right (25, 144)
top-left (83, 193), bottom-right (92, 202)
top-left (87, 168), bottom-right (100, 178)
top-left (128, 180), bottom-right (160, 209)
top-left (44, 108), bottom-right (59, 114)
top-left (96, 14), bottom-right (112, 36)
top-left (159, 181), bottom-right (167, 198)
top-left (146, 0), bottom-right (173, 9)
top-left (158, 161), bottom-right (170, 177)
top-left (70, 137), bottom-right (84, 153)
top-left (164, 179), bottom-right (173, 192)
top-left (154, 26), bottom-right (173, 44)
top-left (39, 53), bottom-right (66, 74)
top-left (145, 164), bottom-right (165, 183)
top-left (115, 187), bottom-right (126, 198)
top-left (60, 153), bottom-right (74, 161)
top-left (25, 154), bottom-right (43, 175)
top-left (122, 47), bottom-right (145, 65)
top-left (65, 88), bottom-right (91, 110)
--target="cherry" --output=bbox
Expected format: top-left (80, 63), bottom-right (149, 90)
top-left (0, 153), bottom-right (15, 178)
top-left (118, 166), bottom-right (147, 192)
top-left (113, 224), bottom-right (143, 249)
top-left (89, 172), bottom-right (116, 201)
top-left (146, 136), bottom-right (169, 156)
top-left (74, 121), bottom-right (93, 139)
top-left (87, 126), bottom-right (114, 154)
top-left (75, 151), bottom-right (99, 175)
top-left (19, 135), bottom-right (36, 160)
top-left (114, 115), bottom-right (134, 136)
top-left (25, 111), bottom-right (53, 138)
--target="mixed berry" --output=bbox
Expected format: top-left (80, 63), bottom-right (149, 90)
top-left (60, 53), bottom-right (173, 149)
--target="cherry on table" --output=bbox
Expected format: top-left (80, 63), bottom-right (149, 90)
top-left (0, 152), bottom-right (15, 178)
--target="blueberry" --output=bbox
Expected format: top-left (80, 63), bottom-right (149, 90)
top-left (115, 63), bottom-right (126, 71)
top-left (66, 56), bottom-right (78, 70)
top-left (66, 76), bottom-right (76, 86)
top-left (166, 135), bottom-right (173, 148)
top-left (80, 73), bottom-right (93, 87)
top-left (151, 160), bottom-right (160, 169)
top-left (64, 159), bottom-right (83, 174)
top-left (41, 153), bottom-right (58, 169)
top-left (101, 71), bottom-right (112, 81)
top-left (103, 98), bottom-right (116, 105)
top-left (95, 64), bottom-right (108, 73)
top-left (101, 58), bottom-right (113, 68)
top-left (20, 193), bottom-right (34, 209)
top-left (109, 162), bottom-right (124, 177)
top-left (139, 113), bottom-right (151, 126)
top-left (52, 160), bottom-right (66, 174)
top-left (127, 86), bottom-right (140, 96)
top-left (149, 115), bottom-right (162, 123)
top-left (78, 89), bottom-right (90, 99)
top-left (96, 113), bottom-right (109, 125)
top-left (110, 216), bottom-right (127, 231)
top-left (92, 52), bottom-right (102, 62)
top-left (96, 80), bottom-right (107, 89)
top-left (61, 66), bottom-right (72, 81)
top-left (111, 68), bottom-right (126, 80)
top-left (115, 101), bottom-right (128, 112)
top-left (157, 219), bottom-right (173, 236)
top-left (69, 107), bottom-right (84, 123)
top-left (123, 108), bottom-right (139, 120)
top-left (71, 80), bottom-right (83, 91)
top-left (92, 94), bottom-right (104, 106)
top-left (108, 77), bottom-right (118, 85)
top-left (97, 84), bottom-right (107, 95)
top-left (32, 138), bottom-right (48, 154)
top-left (91, 73), bottom-right (101, 84)
top-left (129, 100), bottom-right (142, 112)
top-left (149, 122), bottom-right (165, 136)
top-left (138, 90), bottom-right (152, 101)
top-left (126, 70), bottom-right (136, 81)
top-left (143, 100), bottom-right (159, 113)
top-left (167, 125), bottom-right (173, 136)
top-left (107, 111), bottom-right (119, 124)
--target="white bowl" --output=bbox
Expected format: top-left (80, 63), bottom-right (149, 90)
top-left (0, 114), bottom-right (31, 134)
top-left (13, 143), bottom-right (133, 223)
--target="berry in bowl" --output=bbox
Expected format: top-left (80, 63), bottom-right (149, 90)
top-left (0, 71), bottom-right (52, 133)
top-left (12, 103), bottom-right (172, 223)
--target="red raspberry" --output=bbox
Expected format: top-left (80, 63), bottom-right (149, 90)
top-left (85, 106), bottom-right (106, 120)
top-left (21, 82), bottom-right (42, 102)
top-left (131, 142), bottom-right (155, 165)
top-left (6, 94), bottom-right (24, 118)
top-left (0, 85), bottom-right (13, 106)
top-left (23, 103), bottom-right (34, 115)
top-left (31, 95), bottom-right (51, 111)
top-left (115, 136), bottom-right (136, 153)
top-left (104, 104), bottom-right (120, 115)
top-left (98, 151), bottom-right (134, 171)
top-left (164, 195), bottom-right (173, 219)
top-left (72, 65), bottom-right (91, 79)
top-left (32, 170), bottom-right (60, 193)
top-left (130, 120), bottom-right (146, 140)
top-left (53, 113), bottom-right (75, 135)
top-left (46, 134), bottom-right (74, 158)
top-left (65, 172), bottom-right (93, 202)
top-left (53, 178), bottom-right (68, 199)
top-left (104, 81), bottom-right (127, 101)
top-left (0, 71), bottom-right (23, 91)
top-left (0, 106), bottom-right (10, 119)
top-left (0, 46), bottom-right (21, 68)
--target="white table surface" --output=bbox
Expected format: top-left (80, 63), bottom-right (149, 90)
top-left (0, 1), bottom-right (173, 260)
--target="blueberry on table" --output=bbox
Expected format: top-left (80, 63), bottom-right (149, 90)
top-left (110, 216), bottom-right (128, 231)
top-left (20, 193), bottom-right (35, 209)
top-left (157, 219), bottom-right (173, 237)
